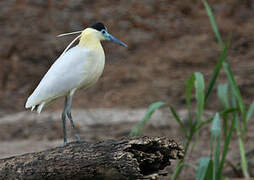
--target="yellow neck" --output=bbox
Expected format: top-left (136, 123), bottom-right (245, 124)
top-left (78, 29), bottom-right (102, 50)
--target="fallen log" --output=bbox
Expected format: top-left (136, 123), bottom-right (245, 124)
top-left (0, 136), bottom-right (184, 180)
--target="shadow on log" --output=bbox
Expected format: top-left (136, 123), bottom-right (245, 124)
top-left (0, 136), bottom-right (184, 180)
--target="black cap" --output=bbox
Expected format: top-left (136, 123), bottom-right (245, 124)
top-left (90, 22), bottom-right (106, 31)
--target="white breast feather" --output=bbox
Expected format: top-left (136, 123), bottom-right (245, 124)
top-left (25, 45), bottom-right (104, 108)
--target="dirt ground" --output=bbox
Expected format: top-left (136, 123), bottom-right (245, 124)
top-left (1, 0), bottom-right (254, 179)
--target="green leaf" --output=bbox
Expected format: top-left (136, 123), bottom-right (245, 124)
top-left (186, 74), bottom-right (195, 111)
top-left (238, 129), bottom-right (250, 178)
top-left (196, 157), bottom-right (211, 180)
top-left (235, 119), bottom-right (250, 178)
top-left (247, 101), bottom-right (254, 122)
top-left (218, 113), bottom-right (236, 177)
top-left (197, 117), bottom-right (213, 130)
top-left (230, 88), bottom-right (250, 178)
top-left (169, 105), bottom-right (188, 138)
top-left (213, 138), bottom-right (220, 180)
top-left (211, 113), bottom-right (221, 139)
top-left (221, 107), bottom-right (239, 115)
top-left (129, 101), bottom-right (166, 137)
top-left (185, 74), bottom-right (195, 126)
top-left (191, 72), bottom-right (205, 152)
top-left (223, 61), bottom-right (247, 132)
top-left (201, 0), bottom-right (223, 47)
top-left (205, 160), bottom-right (214, 180)
top-left (171, 160), bottom-right (184, 180)
top-left (195, 72), bottom-right (205, 125)
top-left (205, 40), bottom-right (229, 104)
top-left (217, 83), bottom-right (230, 108)
top-left (210, 113), bottom-right (221, 180)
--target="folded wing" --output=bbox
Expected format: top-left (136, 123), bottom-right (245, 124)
top-left (25, 46), bottom-right (92, 108)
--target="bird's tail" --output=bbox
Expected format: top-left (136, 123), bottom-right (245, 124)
top-left (29, 102), bottom-right (45, 114)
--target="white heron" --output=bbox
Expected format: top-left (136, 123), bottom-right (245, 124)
top-left (25, 22), bottom-right (127, 145)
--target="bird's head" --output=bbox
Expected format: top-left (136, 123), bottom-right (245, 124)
top-left (80, 22), bottom-right (127, 47)
top-left (57, 22), bottom-right (127, 52)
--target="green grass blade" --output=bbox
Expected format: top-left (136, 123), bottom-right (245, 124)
top-left (205, 40), bottom-right (229, 104)
top-left (211, 113), bottom-right (221, 139)
top-left (171, 160), bottom-right (184, 180)
top-left (217, 83), bottom-right (230, 108)
top-left (191, 72), bottom-right (205, 152)
top-left (186, 75), bottom-right (195, 110)
top-left (214, 139), bottom-right (220, 180)
top-left (247, 101), bottom-right (254, 122)
top-left (218, 112), bottom-right (236, 176)
top-left (221, 107), bottom-right (239, 115)
top-left (196, 157), bottom-right (211, 180)
top-left (197, 108), bottom-right (238, 131)
top-left (168, 105), bottom-right (188, 138)
top-left (197, 117), bottom-right (213, 131)
top-left (238, 131), bottom-right (250, 178)
top-left (236, 119), bottom-right (250, 178)
top-left (201, 0), bottom-right (223, 47)
top-left (185, 74), bottom-right (195, 124)
top-left (230, 87), bottom-right (250, 178)
top-left (210, 113), bottom-right (221, 180)
top-left (195, 72), bottom-right (205, 125)
top-left (217, 83), bottom-right (230, 139)
top-left (205, 160), bottom-right (214, 180)
top-left (129, 101), bottom-right (166, 137)
top-left (223, 61), bottom-right (247, 132)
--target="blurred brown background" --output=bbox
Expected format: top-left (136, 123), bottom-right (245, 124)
top-left (1, 0), bottom-right (254, 179)
top-left (0, 0), bottom-right (253, 114)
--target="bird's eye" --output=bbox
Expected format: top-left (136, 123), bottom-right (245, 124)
top-left (101, 30), bottom-right (106, 34)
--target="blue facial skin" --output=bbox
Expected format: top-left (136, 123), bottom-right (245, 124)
top-left (101, 30), bottom-right (127, 47)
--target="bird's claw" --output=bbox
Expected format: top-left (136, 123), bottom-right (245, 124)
top-left (62, 141), bottom-right (67, 147)
top-left (75, 134), bottom-right (81, 142)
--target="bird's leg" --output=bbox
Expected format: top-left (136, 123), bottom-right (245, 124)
top-left (62, 96), bottom-right (68, 146)
top-left (66, 93), bottom-right (81, 142)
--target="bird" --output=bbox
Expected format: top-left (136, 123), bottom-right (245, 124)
top-left (25, 22), bottom-right (127, 146)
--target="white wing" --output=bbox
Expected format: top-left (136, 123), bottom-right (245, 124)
top-left (25, 46), bottom-right (93, 108)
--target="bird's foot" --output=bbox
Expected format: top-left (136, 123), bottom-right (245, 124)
top-left (75, 134), bottom-right (81, 142)
top-left (62, 140), bottom-right (67, 147)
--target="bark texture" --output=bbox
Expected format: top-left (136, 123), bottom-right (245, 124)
top-left (0, 136), bottom-right (184, 180)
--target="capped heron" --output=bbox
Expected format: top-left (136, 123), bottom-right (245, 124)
top-left (25, 22), bottom-right (127, 145)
